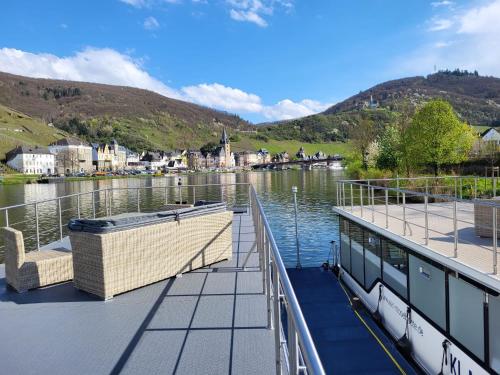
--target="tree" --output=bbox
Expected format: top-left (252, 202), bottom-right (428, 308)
top-left (376, 124), bottom-right (401, 172)
top-left (351, 117), bottom-right (377, 170)
top-left (406, 99), bottom-right (475, 176)
top-left (200, 142), bottom-right (219, 157)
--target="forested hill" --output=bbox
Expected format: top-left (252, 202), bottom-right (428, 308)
top-left (0, 71), bottom-right (253, 151)
top-left (261, 71), bottom-right (500, 143)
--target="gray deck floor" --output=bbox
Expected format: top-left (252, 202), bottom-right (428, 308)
top-left (0, 212), bottom-right (276, 375)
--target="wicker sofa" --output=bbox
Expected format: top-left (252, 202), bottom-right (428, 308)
top-left (474, 197), bottom-right (500, 238)
top-left (2, 227), bottom-right (73, 292)
top-left (69, 203), bottom-right (232, 299)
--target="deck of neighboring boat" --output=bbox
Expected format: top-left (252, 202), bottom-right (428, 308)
top-left (334, 202), bottom-right (500, 285)
top-left (288, 267), bottom-right (416, 375)
top-left (0, 212), bottom-right (276, 375)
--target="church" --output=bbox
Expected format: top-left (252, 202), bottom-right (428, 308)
top-left (214, 128), bottom-right (235, 168)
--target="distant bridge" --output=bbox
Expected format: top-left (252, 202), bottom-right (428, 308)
top-left (251, 156), bottom-right (344, 170)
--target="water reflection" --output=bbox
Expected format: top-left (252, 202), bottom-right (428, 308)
top-left (0, 170), bottom-right (344, 266)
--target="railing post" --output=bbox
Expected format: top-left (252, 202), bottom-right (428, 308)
top-left (424, 195), bottom-right (429, 245)
top-left (385, 189), bottom-right (388, 229)
top-left (371, 187), bottom-right (375, 223)
top-left (5, 209), bottom-right (9, 227)
top-left (459, 177), bottom-right (463, 199)
top-left (104, 189), bottom-right (108, 216)
top-left (220, 184), bottom-right (223, 202)
top-left (336, 183), bottom-right (339, 206)
top-left (92, 191), bottom-right (96, 219)
top-left (35, 202), bottom-right (40, 250)
top-left (192, 186), bottom-right (196, 205)
top-left (493, 206), bottom-right (497, 274)
top-left (58, 198), bottom-right (63, 241)
top-left (474, 176), bottom-right (478, 199)
top-left (454, 177), bottom-right (458, 198)
top-left (288, 313), bottom-right (299, 375)
top-left (360, 185), bottom-right (363, 217)
top-left (342, 182), bottom-right (345, 210)
top-left (453, 200), bottom-right (458, 257)
top-left (108, 189), bottom-right (112, 216)
top-left (77, 194), bottom-right (81, 219)
top-left (137, 188), bottom-right (140, 212)
top-left (266, 242), bottom-right (273, 330)
top-left (272, 262), bottom-right (282, 375)
top-left (402, 192), bottom-right (406, 236)
top-left (494, 178), bottom-right (497, 198)
top-left (292, 186), bottom-right (301, 269)
top-left (350, 184), bottom-right (353, 212)
top-left (396, 176), bottom-right (400, 205)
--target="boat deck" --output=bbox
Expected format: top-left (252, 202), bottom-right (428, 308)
top-left (0, 212), bottom-right (276, 375)
top-left (334, 202), bottom-right (500, 285)
top-left (288, 268), bottom-right (416, 375)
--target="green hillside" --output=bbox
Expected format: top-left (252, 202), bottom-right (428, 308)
top-left (0, 105), bottom-right (67, 160)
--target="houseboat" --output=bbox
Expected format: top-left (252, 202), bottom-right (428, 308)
top-left (334, 177), bottom-right (500, 375)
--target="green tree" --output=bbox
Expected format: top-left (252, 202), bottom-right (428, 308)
top-left (351, 117), bottom-right (377, 170)
top-left (406, 99), bottom-right (475, 176)
top-left (200, 142), bottom-right (219, 156)
top-left (376, 124), bottom-right (401, 172)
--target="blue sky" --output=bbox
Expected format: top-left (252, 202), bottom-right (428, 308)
top-left (0, 0), bottom-right (499, 123)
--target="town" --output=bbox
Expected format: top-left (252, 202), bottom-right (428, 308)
top-left (3, 128), bottom-right (301, 176)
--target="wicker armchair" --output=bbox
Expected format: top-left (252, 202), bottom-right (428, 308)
top-left (474, 198), bottom-right (500, 238)
top-left (3, 227), bottom-right (73, 292)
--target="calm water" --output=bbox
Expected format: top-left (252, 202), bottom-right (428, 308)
top-left (0, 170), bottom-right (344, 267)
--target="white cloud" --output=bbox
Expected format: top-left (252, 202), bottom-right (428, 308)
top-left (229, 9), bottom-right (268, 27)
top-left (458, 0), bottom-right (500, 34)
top-left (0, 47), bottom-right (328, 121)
top-left (143, 16), bottom-right (160, 30)
top-left (262, 99), bottom-right (331, 120)
top-left (120, 0), bottom-right (149, 7)
top-left (182, 83), bottom-right (264, 112)
top-left (226, 0), bottom-right (291, 27)
top-left (431, 1), bottom-right (454, 7)
top-left (396, 0), bottom-right (500, 78)
top-left (0, 47), bottom-right (180, 99)
top-left (428, 18), bottom-right (453, 31)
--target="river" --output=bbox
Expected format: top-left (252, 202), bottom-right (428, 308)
top-left (0, 169), bottom-right (344, 267)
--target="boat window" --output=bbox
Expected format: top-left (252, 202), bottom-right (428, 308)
top-left (340, 219), bottom-right (351, 272)
top-left (449, 275), bottom-right (484, 361)
top-left (409, 255), bottom-right (446, 329)
top-left (350, 224), bottom-right (364, 285)
top-left (382, 239), bottom-right (407, 299)
top-left (363, 230), bottom-right (381, 289)
top-left (490, 293), bottom-right (500, 373)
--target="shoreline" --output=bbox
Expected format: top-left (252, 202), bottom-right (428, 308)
top-left (0, 169), bottom-right (255, 185)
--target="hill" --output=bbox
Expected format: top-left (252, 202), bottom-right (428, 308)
top-left (0, 71), bottom-right (253, 152)
top-left (262, 71), bottom-right (500, 143)
top-left (0, 104), bottom-right (68, 160)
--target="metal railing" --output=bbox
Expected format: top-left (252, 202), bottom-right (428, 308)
top-left (0, 181), bottom-right (325, 375)
top-left (0, 182), bottom-right (250, 259)
top-left (336, 177), bottom-right (500, 275)
top-left (251, 186), bottom-right (325, 375)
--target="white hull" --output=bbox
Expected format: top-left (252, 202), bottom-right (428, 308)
top-left (341, 270), bottom-right (489, 375)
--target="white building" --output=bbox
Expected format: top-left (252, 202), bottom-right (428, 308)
top-left (482, 128), bottom-right (500, 145)
top-left (6, 146), bottom-right (55, 175)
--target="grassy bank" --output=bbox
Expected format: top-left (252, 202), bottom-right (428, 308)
top-left (233, 138), bottom-right (351, 156)
top-left (0, 173), bottom-right (40, 185)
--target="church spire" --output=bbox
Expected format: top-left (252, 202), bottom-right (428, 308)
top-left (220, 128), bottom-right (229, 144)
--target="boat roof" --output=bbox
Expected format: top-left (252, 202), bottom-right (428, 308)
top-left (0, 212), bottom-right (277, 375)
top-left (334, 201), bottom-right (500, 293)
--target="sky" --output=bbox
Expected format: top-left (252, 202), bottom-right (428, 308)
top-left (0, 0), bottom-right (499, 123)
